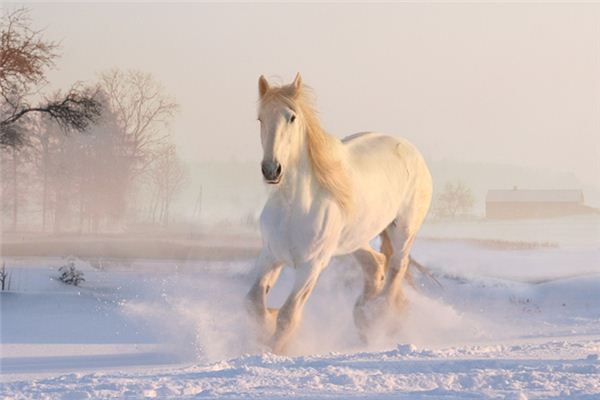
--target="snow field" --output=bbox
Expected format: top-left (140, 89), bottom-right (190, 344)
top-left (1, 225), bottom-right (599, 399)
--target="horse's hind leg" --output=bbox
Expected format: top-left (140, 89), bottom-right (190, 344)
top-left (246, 249), bottom-right (283, 339)
top-left (352, 245), bottom-right (387, 340)
top-left (382, 225), bottom-right (416, 310)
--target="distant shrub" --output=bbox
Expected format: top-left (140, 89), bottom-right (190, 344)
top-left (58, 262), bottom-right (85, 286)
top-left (433, 181), bottom-right (475, 220)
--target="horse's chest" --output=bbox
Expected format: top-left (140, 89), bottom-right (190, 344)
top-left (260, 198), bottom-right (342, 265)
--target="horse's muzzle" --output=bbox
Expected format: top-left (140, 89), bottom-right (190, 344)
top-left (262, 160), bottom-right (282, 184)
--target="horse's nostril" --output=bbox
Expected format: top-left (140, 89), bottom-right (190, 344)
top-left (261, 161), bottom-right (281, 181)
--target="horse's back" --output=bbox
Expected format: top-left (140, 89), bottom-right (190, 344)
top-left (342, 131), bottom-right (429, 180)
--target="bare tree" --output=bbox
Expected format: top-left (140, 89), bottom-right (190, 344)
top-left (0, 8), bottom-right (57, 101)
top-left (74, 91), bottom-right (129, 232)
top-left (31, 90), bottom-right (129, 233)
top-left (147, 144), bottom-right (187, 225)
top-left (0, 8), bottom-right (101, 147)
top-left (2, 88), bottom-right (101, 131)
top-left (433, 180), bottom-right (475, 219)
top-left (0, 262), bottom-right (11, 291)
top-left (0, 116), bottom-right (36, 231)
top-left (33, 116), bottom-right (53, 231)
top-left (99, 69), bottom-right (178, 180)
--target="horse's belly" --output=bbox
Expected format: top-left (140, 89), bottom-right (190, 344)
top-left (335, 202), bottom-right (398, 255)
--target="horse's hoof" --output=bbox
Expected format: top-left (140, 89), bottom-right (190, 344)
top-left (353, 296), bottom-right (386, 341)
top-left (269, 338), bottom-right (289, 355)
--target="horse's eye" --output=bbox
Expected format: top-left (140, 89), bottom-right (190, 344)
top-left (290, 114), bottom-right (296, 123)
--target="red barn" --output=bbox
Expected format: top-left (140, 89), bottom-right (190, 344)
top-left (486, 188), bottom-right (590, 219)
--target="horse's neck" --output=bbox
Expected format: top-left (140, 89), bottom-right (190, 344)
top-left (278, 141), bottom-right (317, 210)
top-left (278, 127), bottom-right (345, 213)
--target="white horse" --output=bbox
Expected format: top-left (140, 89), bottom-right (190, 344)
top-left (246, 73), bottom-right (432, 354)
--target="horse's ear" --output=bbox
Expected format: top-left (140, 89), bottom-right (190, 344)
top-left (258, 75), bottom-right (269, 98)
top-left (292, 73), bottom-right (303, 91)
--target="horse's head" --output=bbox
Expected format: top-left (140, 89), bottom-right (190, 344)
top-left (256, 73), bottom-right (304, 185)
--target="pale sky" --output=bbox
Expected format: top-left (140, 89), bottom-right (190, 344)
top-left (17, 2), bottom-right (600, 187)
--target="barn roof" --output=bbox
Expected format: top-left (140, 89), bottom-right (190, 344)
top-left (486, 189), bottom-right (583, 203)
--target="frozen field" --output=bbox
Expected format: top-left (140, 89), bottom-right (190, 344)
top-left (1, 217), bottom-right (599, 399)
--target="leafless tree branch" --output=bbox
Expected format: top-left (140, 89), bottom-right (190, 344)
top-left (0, 8), bottom-right (102, 148)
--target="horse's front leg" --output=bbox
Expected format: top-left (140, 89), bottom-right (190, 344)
top-left (270, 258), bottom-right (328, 354)
top-left (246, 249), bottom-right (283, 340)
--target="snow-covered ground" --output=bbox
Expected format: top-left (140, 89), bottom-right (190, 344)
top-left (1, 217), bottom-right (599, 399)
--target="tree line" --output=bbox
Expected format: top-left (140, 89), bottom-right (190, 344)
top-left (1, 8), bottom-right (187, 232)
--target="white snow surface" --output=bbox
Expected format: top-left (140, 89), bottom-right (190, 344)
top-left (1, 221), bottom-right (600, 399)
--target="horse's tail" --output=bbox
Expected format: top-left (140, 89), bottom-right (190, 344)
top-left (407, 255), bottom-right (443, 289)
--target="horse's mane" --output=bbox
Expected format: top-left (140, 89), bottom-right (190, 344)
top-left (260, 83), bottom-right (353, 213)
